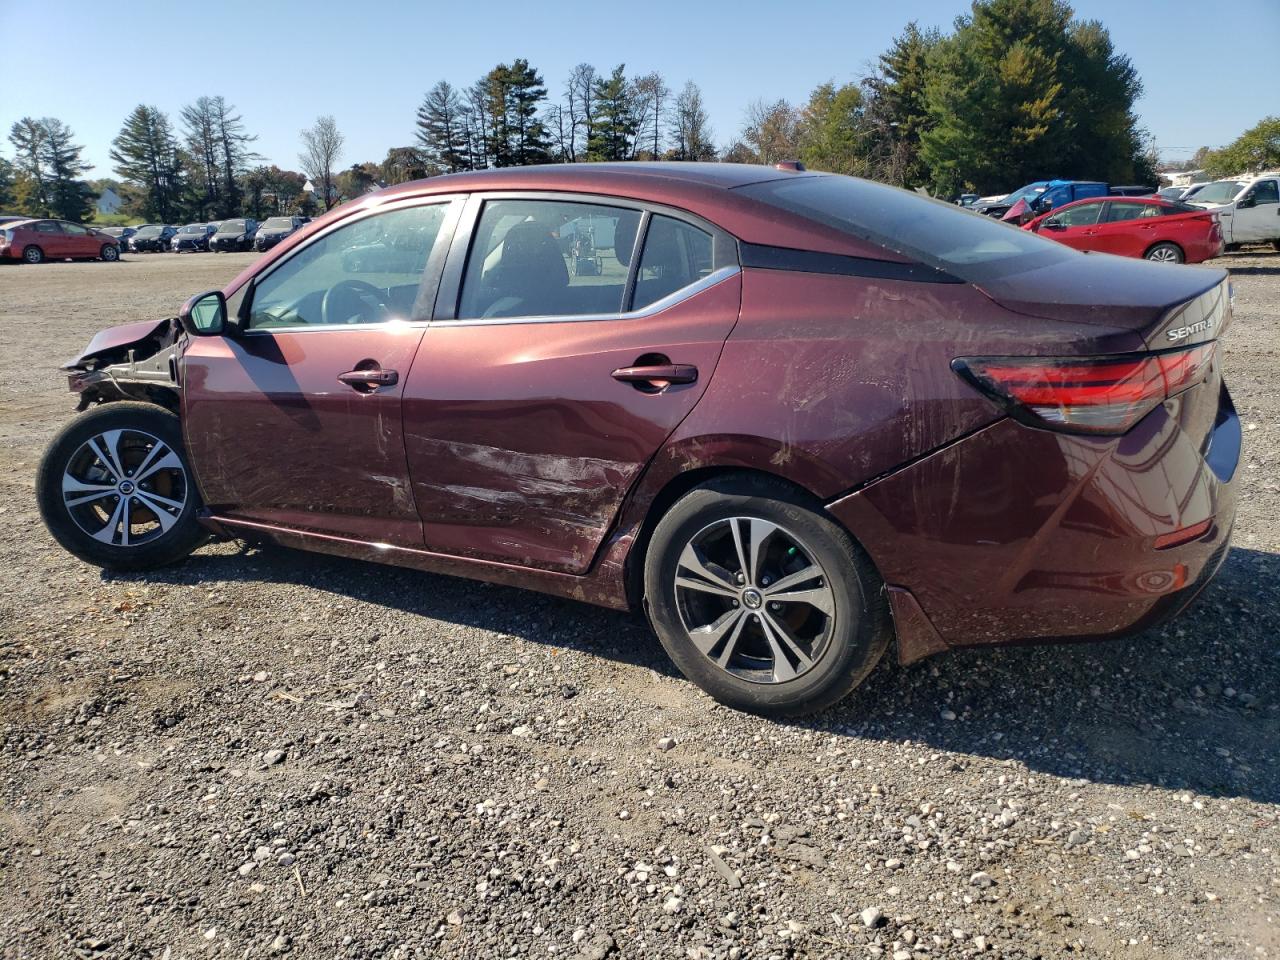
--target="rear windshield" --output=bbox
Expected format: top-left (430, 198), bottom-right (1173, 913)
top-left (218, 219), bottom-right (247, 233)
top-left (737, 175), bottom-right (1075, 282)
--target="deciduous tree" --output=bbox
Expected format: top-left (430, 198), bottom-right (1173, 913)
top-left (1203, 116), bottom-right (1280, 177)
top-left (299, 115), bottom-right (344, 210)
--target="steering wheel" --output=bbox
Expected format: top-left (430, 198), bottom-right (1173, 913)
top-left (321, 279), bottom-right (390, 326)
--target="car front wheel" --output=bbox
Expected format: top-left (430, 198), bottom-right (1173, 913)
top-left (101, 244), bottom-right (119, 262)
top-left (644, 475), bottom-right (891, 716)
top-left (37, 402), bottom-right (207, 570)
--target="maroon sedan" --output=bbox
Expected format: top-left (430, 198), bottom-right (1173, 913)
top-left (1, 218), bottom-right (121, 263)
top-left (36, 164), bottom-right (1239, 715)
top-left (1023, 196), bottom-right (1224, 264)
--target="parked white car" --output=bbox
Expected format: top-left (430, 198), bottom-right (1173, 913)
top-left (1188, 172), bottom-right (1280, 249)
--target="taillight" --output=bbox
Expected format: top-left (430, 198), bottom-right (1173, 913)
top-left (953, 343), bottom-right (1216, 435)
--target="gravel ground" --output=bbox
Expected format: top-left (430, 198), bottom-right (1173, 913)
top-left (1, 249), bottom-right (1278, 960)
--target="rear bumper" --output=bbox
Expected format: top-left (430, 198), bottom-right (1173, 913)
top-left (829, 382), bottom-right (1239, 659)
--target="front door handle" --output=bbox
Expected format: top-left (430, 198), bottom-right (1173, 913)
top-left (337, 367), bottom-right (398, 391)
top-left (611, 363), bottom-right (698, 386)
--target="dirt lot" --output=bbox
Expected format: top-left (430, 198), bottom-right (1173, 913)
top-left (1, 249), bottom-right (1278, 960)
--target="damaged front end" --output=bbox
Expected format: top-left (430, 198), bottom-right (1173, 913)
top-left (63, 317), bottom-right (184, 412)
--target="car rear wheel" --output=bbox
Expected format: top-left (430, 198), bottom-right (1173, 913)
top-left (23, 245), bottom-right (43, 264)
top-left (1145, 242), bottom-right (1184, 264)
top-left (644, 475), bottom-right (891, 716)
top-left (101, 244), bottom-right (119, 262)
top-left (37, 402), bottom-right (207, 571)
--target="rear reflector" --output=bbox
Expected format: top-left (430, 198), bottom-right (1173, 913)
top-left (953, 343), bottom-right (1215, 435)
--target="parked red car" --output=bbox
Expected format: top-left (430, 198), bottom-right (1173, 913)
top-left (37, 164), bottom-right (1238, 715)
top-left (1023, 196), bottom-right (1223, 263)
top-left (0, 218), bottom-right (121, 263)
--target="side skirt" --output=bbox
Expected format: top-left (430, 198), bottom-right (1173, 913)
top-left (199, 514), bottom-right (632, 611)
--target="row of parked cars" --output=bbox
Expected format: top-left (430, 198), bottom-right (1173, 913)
top-left (957, 170), bottom-right (1280, 264)
top-left (0, 215), bottom-right (310, 264)
top-left (106, 216), bottom-right (310, 255)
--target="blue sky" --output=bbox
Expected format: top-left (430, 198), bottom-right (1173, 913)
top-left (2, 0), bottom-right (1276, 177)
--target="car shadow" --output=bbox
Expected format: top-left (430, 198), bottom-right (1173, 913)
top-left (1225, 266), bottom-right (1280, 276)
top-left (108, 542), bottom-right (1279, 805)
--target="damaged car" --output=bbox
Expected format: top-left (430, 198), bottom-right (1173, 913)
top-left (37, 163), bottom-right (1239, 716)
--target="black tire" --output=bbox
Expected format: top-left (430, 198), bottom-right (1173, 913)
top-left (1144, 241), bottom-right (1184, 264)
top-left (1272, 240), bottom-right (1280, 253)
top-left (644, 474), bottom-right (891, 716)
top-left (23, 244), bottom-right (43, 264)
top-left (101, 244), bottom-right (119, 262)
top-left (37, 402), bottom-right (207, 571)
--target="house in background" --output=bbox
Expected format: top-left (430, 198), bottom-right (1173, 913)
top-left (96, 187), bottom-right (123, 216)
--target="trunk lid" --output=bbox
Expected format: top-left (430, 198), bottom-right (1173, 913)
top-left (974, 254), bottom-right (1229, 348)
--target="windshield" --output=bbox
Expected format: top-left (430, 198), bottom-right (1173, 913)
top-left (1003, 183), bottom-right (1048, 204)
top-left (1193, 181), bottom-right (1245, 205)
top-left (179, 224), bottom-right (206, 234)
top-left (134, 226), bottom-right (161, 238)
top-left (737, 174), bottom-right (1076, 282)
top-left (218, 219), bottom-right (247, 233)
top-left (263, 217), bottom-right (293, 229)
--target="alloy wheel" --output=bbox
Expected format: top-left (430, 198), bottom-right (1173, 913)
top-left (673, 517), bottom-right (836, 683)
top-left (1147, 246), bottom-right (1180, 263)
top-left (61, 428), bottom-right (189, 547)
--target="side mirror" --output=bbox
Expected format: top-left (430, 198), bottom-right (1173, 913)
top-left (1043, 217), bottom-right (1064, 230)
top-left (1237, 194), bottom-right (1256, 209)
top-left (179, 289), bottom-right (227, 336)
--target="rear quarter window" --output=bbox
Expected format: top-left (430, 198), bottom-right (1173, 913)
top-left (736, 175), bottom-right (1076, 282)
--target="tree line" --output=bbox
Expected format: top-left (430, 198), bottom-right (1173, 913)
top-left (3, 0), bottom-right (1276, 227)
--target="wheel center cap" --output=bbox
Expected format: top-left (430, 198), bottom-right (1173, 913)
top-left (117, 480), bottom-right (135, 495)
top-left (741, 588), bottom-right (763, 610)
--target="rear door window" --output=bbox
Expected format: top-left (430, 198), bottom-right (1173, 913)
top-left (457, 199), bottom-right (642, 320)
top-left (1104, 202), bottom-right (1150, 223)
top-left (633, 216), bottom-right (714, 310)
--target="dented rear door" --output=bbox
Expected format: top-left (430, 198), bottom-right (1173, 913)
top-left (403, 197), bottom-right (742, 574)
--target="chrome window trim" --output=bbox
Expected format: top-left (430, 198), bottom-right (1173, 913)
top-left (242, 318), bottom-right (429, 337)
top-left (431, 264), bottom-right (740, 328)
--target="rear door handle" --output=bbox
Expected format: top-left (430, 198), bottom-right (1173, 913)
top-left (338, 367), bottom-right (398, 390)
top-left (611, 363), bottom-right (698, 385)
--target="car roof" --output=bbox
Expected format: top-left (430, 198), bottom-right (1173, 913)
top-left (349, 162), bottom-right (898, 259)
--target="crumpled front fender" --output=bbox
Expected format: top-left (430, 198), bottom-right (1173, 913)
top-left (64, 318), bottom-right (174, 370)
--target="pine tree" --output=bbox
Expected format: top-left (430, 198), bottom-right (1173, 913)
top-left (8, 118), bottom-right (50, 212)
top-left (863, 22), bottom-right (940, 186)
top-left (416, 81), bottom-right (468, 172)
top-left (587, 65), bottom-right (636, 161)
top-left (798, 83), bottom-right (870, 177)
top-left (111, 105), bottom-right (186, 222)
top-left (40, 118), bottom-right (95, 221)
top-left (212, 97), bottom-right (255, 216)
top-left (181, 97), bottom-right (222, 217)
top-left (0, 156), bottom-right (16, 212)
top-left (506, 60), bottom-right (551, 165)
